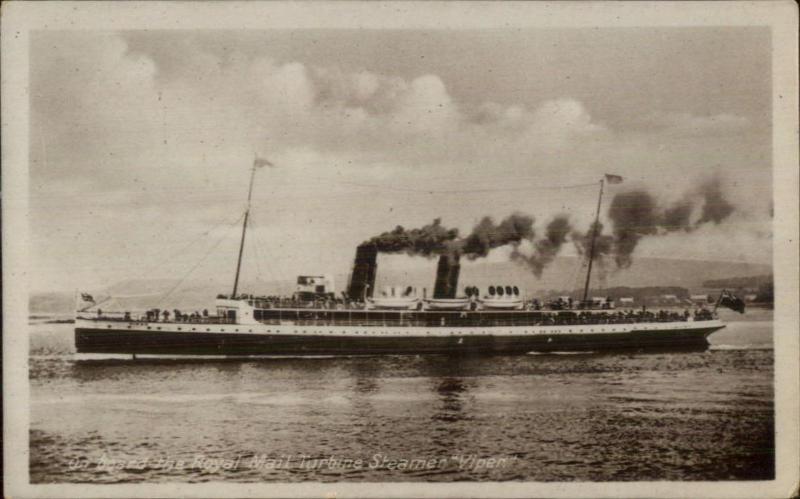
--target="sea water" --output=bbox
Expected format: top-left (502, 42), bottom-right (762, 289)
top-left (28, 308), bottom-right (774, 482)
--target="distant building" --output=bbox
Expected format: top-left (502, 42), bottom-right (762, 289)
top-left (618, 297), bottom-right (635, 306)
top-left (744, 293), bottom-right (758, 302)
top-left (661, 294), bottom-right (678, 302)
top-left (690, 294), bottom-right (710, 304)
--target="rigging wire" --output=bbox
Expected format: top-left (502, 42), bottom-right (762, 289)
top-left (249, 210), bottom-right (291, 287)
top-left (30, 179), bottom-right (601, 207)
top-left (245, 211), bottom-right (267, 292)
top-left (155, 212), bottom-right (246, 308)
top-left (141, 211), bottom-right (246, 279)
top-left (321, 179), bottom-right (599, 194)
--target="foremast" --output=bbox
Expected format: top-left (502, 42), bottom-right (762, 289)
top-left (231, 155), bottom-right (273, 299)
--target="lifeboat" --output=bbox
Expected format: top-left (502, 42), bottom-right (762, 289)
top-left (479, 285), bottom-right (524, 310)
top-left (424, 285), bottom-right (480, 310)
top-left (424, 298), bottom-right (471, 310)
top-left (368, 296), bottom-right (420, 310)
top-left (368, 285), bottom-right (420, 310)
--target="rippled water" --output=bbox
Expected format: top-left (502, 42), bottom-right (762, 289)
top-left (29, 311), bottom-right (774, 482)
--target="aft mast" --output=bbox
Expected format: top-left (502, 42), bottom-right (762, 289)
top-left (231, 156), bottom-right (272, 298)
top-left (581, 174), bottom-right (622, 305)
top-left (581, 178), bottom-right (604, 304)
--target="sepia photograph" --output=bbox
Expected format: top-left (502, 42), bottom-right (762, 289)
top-left (3, 2), bottom-right (798, 498)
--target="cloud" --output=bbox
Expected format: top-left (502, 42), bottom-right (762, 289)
top-left (28, 31), bottom-right (772, 291)
top-left (31, 31), bottom-right (611, 181)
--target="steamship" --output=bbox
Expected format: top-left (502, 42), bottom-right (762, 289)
top-left (75, 163), bottom-right (727, 357)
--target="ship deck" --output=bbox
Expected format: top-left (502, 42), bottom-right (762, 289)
top-left (81, 306), bottom-right (715, 329)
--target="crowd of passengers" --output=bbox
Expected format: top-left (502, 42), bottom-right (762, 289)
top-left (93, 293), bottom-right (716, 323)
top-left (92, 308), bottom-right (216, 323)
top-left (537, 308), bottom-right (714, 325)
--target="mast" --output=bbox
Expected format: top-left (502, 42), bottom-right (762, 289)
top-left (581, 178), bottom-right (605, 304)
top-left (231, 160), bottom-right (259, 298)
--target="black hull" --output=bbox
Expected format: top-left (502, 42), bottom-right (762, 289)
top-left (75, 326), bottom-right (721, 357)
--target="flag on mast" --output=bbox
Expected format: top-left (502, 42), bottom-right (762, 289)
top-left (254, 156), bottom-right (274, 168)
top-left (604, 173), bottom-right (623, 184)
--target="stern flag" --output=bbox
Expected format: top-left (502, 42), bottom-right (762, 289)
top-left (80, 293), bottom-right (95, 303)
top-left (719, 290), bottom-right (746, 314)
top-left (604, 174), bottom-right (623, 184)
top-left (254, 156), bottom-right (274, 168)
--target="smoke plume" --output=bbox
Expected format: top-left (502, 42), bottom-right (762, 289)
top-left (512, 215), bottom-right (572, 277)
top-left (607, 191), bottom-right (660, 267)
top-left (696, 180), bottom-right (735, 225)
top-left (364, 213), bottom-right (537, 260)
top-left (362, 212), bottom-right (571, 276)
top-left (602, 176), bottom-right (736, 268)
top-left (571, 221), bottom-right (614, 261)
top-left (460, 213), bottom-right (535, 259)
top-left (364, 218), bottom-right (459, 256)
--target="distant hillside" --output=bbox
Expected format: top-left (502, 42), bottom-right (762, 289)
top-left (702, 274), bottom-right (773, 289)
top-left (546, 286), bottom-right (692, 301)
top-left (29, 292), bottom-right (76, 316)
top-left (374, 256), bottom-right (772, 295)
top-left (30, 256), bottom-right (771, 315)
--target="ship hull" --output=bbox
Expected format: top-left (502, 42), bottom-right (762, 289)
top-left (75, 320), bottom-right (724, 357)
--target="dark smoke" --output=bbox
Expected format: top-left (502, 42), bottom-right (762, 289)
top-left (461, 213), bottom-right (535, 259)
top-left (696, 179), bottom-right (735, 225)
top-left (661, 199), bottom-right (694, 232)
top-left (607, 190), bottom-right (660, 268)
top-left (364, 218), bottom-right (459, 256)
top-left (603, 176), bottom-right (736, 268)
top-left (512, 215), bottom-right (572, 277)
top-left (571, 221), bottom-right (614, 261)
top-left (364, 213), bottom-right (536, 260)
top-left (362, 213), bottom-right (573, 278)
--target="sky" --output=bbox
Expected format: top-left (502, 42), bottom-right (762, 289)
top-left (29, 28), bottom-right (773, 293)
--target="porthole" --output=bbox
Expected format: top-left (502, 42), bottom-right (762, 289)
top-left (192, 328), bottom-right (196, 331)
top-left (207, 328), bottom-right (210, 332)
top-left (147, 327), bottom-right (152, 330)
top-left (107, 325), bottom-right (112, 329)
top-left (157, 327), bottom-right (161, 330)
top-left (178, 327), bottom-right (182, 331)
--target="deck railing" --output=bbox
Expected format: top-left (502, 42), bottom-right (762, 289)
top-left (80, 308), bottom-right (716, 328)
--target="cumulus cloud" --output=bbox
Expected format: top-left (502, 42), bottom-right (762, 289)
top-left (28, 31), bottom-right (772, 291)
top-left (33, 32), bottom-right (614, 182)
